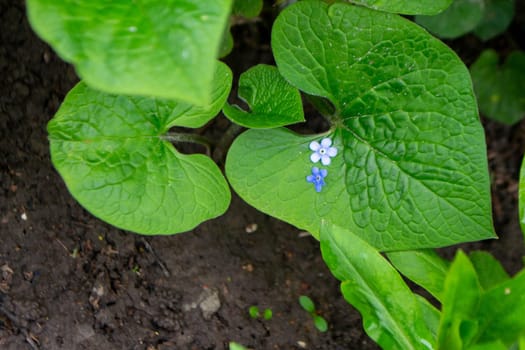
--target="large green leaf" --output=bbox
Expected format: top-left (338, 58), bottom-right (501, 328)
top-left (415, 0), bottom-right (485, 39)
top-left (320, 223), bottom-right (435, 350)
top-left (470, 50), bottom-right (525, 125)
top-left (437, 251), bottom-right (482, 349)
top-left (48, 64), bottom-right (232, 235)
top-left (345, 0), bottom-right (453, 15)
top-left (223, 64), bottom-right (304, 128)
top-left (27, 0), bottom-right (232, 105)
top-left (387, 250), bottom-right (449, 301)
top-left (226, 1), bottom-right (494, 250)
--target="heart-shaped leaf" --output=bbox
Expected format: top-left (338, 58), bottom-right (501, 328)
top-left (470, 50), bottom-right (525, 125)
top-left (27, 0), bottom-right (232, 105)
top-left (345, 0), bottom-right (453, 15)
top-left (48, 63), bottom-right (233, 235)
top-left (223, 64), bottom-right (304, 128)
top-left (415, 0), bottom-right (484, 39)
top-left (226, 1), bottom-right (494, 250)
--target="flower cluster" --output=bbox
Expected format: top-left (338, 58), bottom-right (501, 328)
top-left (306, 137), bottom-right (337, 192)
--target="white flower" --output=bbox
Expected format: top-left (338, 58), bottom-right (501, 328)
top-left (309, 138), bottom-right (337, 165)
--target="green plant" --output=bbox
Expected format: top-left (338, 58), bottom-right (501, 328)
top-left (298, 295), bottom-right (328, 333)
top-left (248, 305), bottom-right (273, 320)
top-left (25, 0), bottom-right (525, 348)
top-left (229, 341), bottom-right (249, 350)
top-left (321, 222), bottom-right (525, 349)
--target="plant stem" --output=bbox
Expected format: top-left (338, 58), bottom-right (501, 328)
top-left (161, 132), bottom-right (212, 156)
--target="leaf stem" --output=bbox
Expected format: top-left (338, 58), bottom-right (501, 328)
top-left (162, 132), bottom-right (213, 156)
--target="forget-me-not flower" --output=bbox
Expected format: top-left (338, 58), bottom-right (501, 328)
top-left (309, 138), bottom-right (337, 165)
top-left (306, 167), bottom-right (328, 192)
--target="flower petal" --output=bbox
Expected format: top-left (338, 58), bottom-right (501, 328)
top-left (321, 156), bottom-right (331, 166)
top-left (320, 169), bottom-right (328, 177)
top-left (321, 138), bottom-right (332, 148)
top-left (309, 141), bottom-right (320, 151)
top-left (310, 153), bottom-right (321, 163)
top-left (306, 175), bottom-right (314, 182)
top-left (327, 147), bottom-right (338, 157)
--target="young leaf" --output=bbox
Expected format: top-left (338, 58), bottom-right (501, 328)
top-left (344, 0), bottom-right (453, 15)
top-left (227, 1), bottom-right (495, 251)
top-left (48, 64), bottom-right (232, 235)
top-left (229, 342), bottom-right (249, 350)
top-left (320, 222), bottom-right (435, 350)
top-left (27, 0), bottom-right (232, 105)
top-left (248, 306), bottom-right (260, 318)
top-left (437, 251), bottom-right (482, 349)
top-left (415, 0), bottom-right (485, 39)
top-left (473, 0), bottom-right (515, 41)
top-left (469, 251), bottom-right (510, 290)
top-left (475, 269), bottom-right (525, 346)
top-left (313, 315), bottom-right (328, 333)
top-left (470, 50), bottom-right (525, 125)
top-left (223, 64), bottom-right (304, 128)
top-left (298, 295), bottom-right (316, 313)
top-left (387, 249), bottom-right (449, 302)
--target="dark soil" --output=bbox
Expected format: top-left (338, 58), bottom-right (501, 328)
top-left (1, 1), bottom-right (524, 350)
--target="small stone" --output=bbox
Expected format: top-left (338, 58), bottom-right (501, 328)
top-left (20, 212), bottom-right (27, 221)
top-left (245, 223), bottom-right (258, 233)
top-left (297, 340), bottom-right (307, 348)
top-left (198, 289), bottom-right (220, 320)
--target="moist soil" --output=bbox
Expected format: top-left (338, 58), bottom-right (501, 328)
top-left (1, 1), bottom-right (524, 349)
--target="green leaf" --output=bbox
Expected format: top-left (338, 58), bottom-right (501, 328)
top-left (474, 0), bottom-right (515, 41)
top-left (470, 50), bottom-right (525, 125)
top-left (469, 251), bottom-right (510, 290)
top-left (521, 156), bottom-right (525, 236)
top-left (468, 340), bottom-right (508, 350)
top-left (313, 315), bottom-right (328, 333)
top-left (229, 342), bottom-right (249, 350)
top-left (227, 1), bottom-right (494, 251)
top-left (233, 0), bottom-right (263, 18)
top-left (344, 0), bottom-right (453, 15)
top-left (299, 295), bottom-right (316, 313)
top-left (48, 64), bottom-right (232, 235)
top-left (415, 0), bottom-right (485, 39)
top-left (263, 308), bottom-right (273, 320)
top-left (476, 269), bottom-right (525, 346)
top-left (387, 249), bottom-right (450, 302)
top-left (27, 0), bottom-right (232, 105)
top-left (248, 306), bottom-right (260, 318)
top-left (321, 222), bottom-right (435, 350)
top-left (417, 296), bottom-right (441, 341)
top-left (437, 251), bottom-right (482, 349)
top-left (223, 64), bottom-right (304, 128)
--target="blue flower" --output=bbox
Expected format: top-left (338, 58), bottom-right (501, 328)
top-left (309, 138), bottom-right (337, 165)
top-left (306, 167), bottom-right (328, 192)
